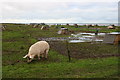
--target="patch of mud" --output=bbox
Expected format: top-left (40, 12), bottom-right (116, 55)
top-left (3, 56), bottom-right (63, 65)
top-left (3, 50), bottom-right (20, 54)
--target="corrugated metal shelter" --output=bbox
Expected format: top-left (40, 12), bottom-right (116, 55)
top-left (32, 24), bottom-right (39, 28)
top-left (58, 28), bottom-right (69, 34)
top-left (0, 25), bottom-right (6, 30)
top-left (41, 26), bottom-right (49, 30)
top-left (107, 26), bottom-right (115, 29)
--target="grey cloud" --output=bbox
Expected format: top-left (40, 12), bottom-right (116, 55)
top-left (1, 1), bottom-right (118, 23)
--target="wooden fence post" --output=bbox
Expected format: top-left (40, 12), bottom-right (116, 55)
top-left (66, 40), bottom-right (71, 62)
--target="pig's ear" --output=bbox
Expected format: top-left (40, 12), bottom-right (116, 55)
top-left (23, 55), bottom-right (28, 58)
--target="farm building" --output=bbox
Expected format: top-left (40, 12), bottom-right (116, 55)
top-left (103, 32), bottom-right (120, 45)
top-left (74, 24), bottom-right (79, 28)
top-left (66, 24), bottom-right (69, 26)
top-left (107, 26), bottom-right (115, 29)
top-left (58, 28), bottom-right (69, 34)
top-left (32, 24), bottom-right (38, 28)
top-left (86, 24), bottom-right (93, 28)
top-left (41, 25), bottom-right (49, 30)
top-left (0, 25), bottom-right (6, 30)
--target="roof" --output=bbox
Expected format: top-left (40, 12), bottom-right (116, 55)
top-left (109, 32), bottom-right (120, 35)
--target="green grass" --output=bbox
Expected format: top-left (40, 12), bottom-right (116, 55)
top-left (49, 42), bottom-right (118, 59)
top-left (2, 55), bottom-right (119, 78)
top-left (2, 23), bottom-right (119, 78)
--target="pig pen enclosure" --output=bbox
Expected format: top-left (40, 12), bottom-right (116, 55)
top-left (2, 23), bottom-right (120, 78)
top-left (49, 41), bottom-right (119, 59)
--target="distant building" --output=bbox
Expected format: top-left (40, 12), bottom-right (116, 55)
top-left (58, 28), bottom-right (69, 34)
top-left (0, 25), bottom-right (6, 30)
top-left (74, 24), bottom-right (79, 28)
top-left (32, 24), bottom-right (38, 28)
top-left (66, 24), bottom-right (69, 26)
top-left (41, 25), bottom-right (49, 30)
top-left (107, 26), bottom-right (115, 29)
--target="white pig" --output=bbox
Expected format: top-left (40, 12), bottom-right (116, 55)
top-left (23, 41), bottom-right (50, 62)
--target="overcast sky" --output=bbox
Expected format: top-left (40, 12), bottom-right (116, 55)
top-left (0, 0), bottom-right (119, 23)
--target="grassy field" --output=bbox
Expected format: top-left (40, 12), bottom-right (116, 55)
top-left (2, 23), bottom-right (119, 78)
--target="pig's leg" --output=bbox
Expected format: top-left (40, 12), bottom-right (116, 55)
top-left (44, 50), bottom-right (49, 59)
top-left (37, 54), bottom-right (41, 60)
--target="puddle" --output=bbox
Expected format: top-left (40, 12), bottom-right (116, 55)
top-left (95, 39), bottom-right (103, 42)
top-left (77, 33), bottom-right (106, 36)
top-left (69, 40), bottom-right (86, 43)
top-left (69, 32), bottom-right (106, 43)
top-left (109, 32), bottom-right (120, 35)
